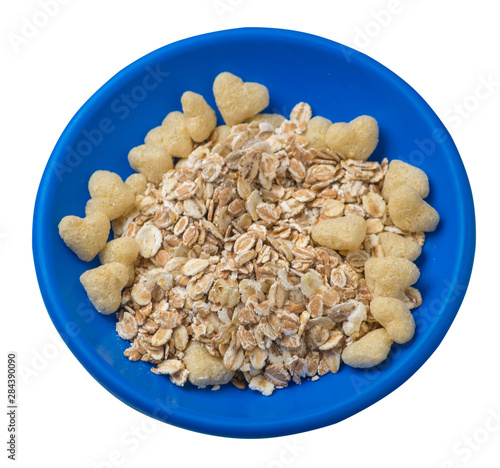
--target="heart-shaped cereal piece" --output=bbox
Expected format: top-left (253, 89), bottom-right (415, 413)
top-left (181, 91), bottom-right (217, 142)
top-left (99, 237), bottom-right (140, 287)
top-left (325, 115), bottom-right (379, 160)
top-left (311, 214), bottom-right (367, 251)
top-left (364, 256), bottom-right (420, 298)
top-left (388, 184), bottom-right (439, 232)
top-left (342, 328), bottom-right (393, 368)
top-left (304, 116), bottom-right (332, 150)
top-left (85, 170), bottom-right (135, 221)
top-left (58, 212), bottom-right (110, 261)
top-left (213, 72), bottom-right (269, 126)
top-left (125, 173), bottom-right (148, 196)
top-left (80, 263), bottom-right (129, 314)
top-left (212, 125), bottom-right (231, 144)
top-left (128, 144), bottom-right (173, 185)
top-left (370, 297), bottom-right (415, 344)
top-left (145, 112), bottom-right (193, 159)
top-left (382, 160), bottom-right (429, 201)
top-left (377, 231), bottom-right (422, 261)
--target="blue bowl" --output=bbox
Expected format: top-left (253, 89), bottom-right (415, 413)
top-left (33, 28), bottom-right (475, 438)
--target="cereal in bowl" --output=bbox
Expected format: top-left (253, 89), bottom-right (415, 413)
top-left (58, 72), bottom-right (439, 395)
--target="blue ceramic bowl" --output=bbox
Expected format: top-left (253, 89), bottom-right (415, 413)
top-left (33, 28), bottom-right (475, 438)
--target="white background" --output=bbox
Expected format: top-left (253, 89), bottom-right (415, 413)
top-left (1, 1), bottom-right (499, 467)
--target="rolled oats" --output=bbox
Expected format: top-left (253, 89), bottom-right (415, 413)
top-left (61, 77), bottom-right (438, 395)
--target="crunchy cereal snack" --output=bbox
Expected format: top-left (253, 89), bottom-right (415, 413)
top-left (370, 297), bottom-right (415, 344)
top-left (311, 215), bottom-right (367, 250)
top-left (382, 159), bottom-right (429, 201)
top-left (304, 116), bottom-right (332, 150)
top-left (388, 184), bottom-right (440, 232)
top-left (59, 75), bottom-right (440, 394)
top-left (85, 170), bottom-right (135, 221)
top-left (213, 72), bottom-right (269, 126)
top-left (181, 91), bottom-right (217, 142)
top-left (377, 231), bottom-right (422, 261)
top-left (125, 173), bottom-right (148, 196)
top-left (325, 115), bottom-right (379, 160)
top-left (80, 263), bottom-right (129, 314)
top-left (182, 341), bottom-right (234, 387)
top-left (145, 111), bottom-right (193, 158)
top-left (212, 125), bottom-right (231, 144)
top-left (128, 145), bottom-right (173, 185)
top-left (58, 212), bottom-right (110, 261)
top-left (99, 237), bottom-right (139, 286)
top-left (365, 256), bottom-right (420, 297)
top-left (342, 328), bottom-right (393, 368)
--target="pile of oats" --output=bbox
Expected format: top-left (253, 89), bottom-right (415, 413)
top-left (113, 103), bottom-right (424, 396)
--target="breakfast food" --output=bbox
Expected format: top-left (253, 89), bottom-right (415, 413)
top-left (213, 72), bottom-right (269, 126)
top-left (382, 159), bottom-right (430, 201)
top-left (128, 145), bottom-right (174, 185)
top-left (369, 297), bottom-right (415, 344)
top-left (99, 237), bottom-right (140, 286)
top-left (80, 263), bottom-right (130, 314)
top-left (145, 112), bottom-right (193, 158)
top-left (85, 170), bottom-right (135, 220)
top-left (364, 257), bottom-right (420, 298)
top-left (388, 184), bottom-right (440, 232)
top-left (181, 91), bottom-right (218, 142)
top-left (325, 115), bottom-right (379, 161)
top-left (58, 212), bottom-right (110, 262)
top-left (341, 328), bottom-right (393, 368)
top-left (311, 215), bottom-right (367, 251)
top-left (58, 72), bottom-right (440, 395)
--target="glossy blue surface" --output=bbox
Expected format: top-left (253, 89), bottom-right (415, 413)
top-left (33, 28), bottom-right (475, 438)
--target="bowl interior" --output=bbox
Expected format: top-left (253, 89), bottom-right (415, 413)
top-left (33, 28), bottom-right (475, 438)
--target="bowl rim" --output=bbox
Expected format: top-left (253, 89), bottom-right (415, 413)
top-left (32, 27), bottom-right (476, 438)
